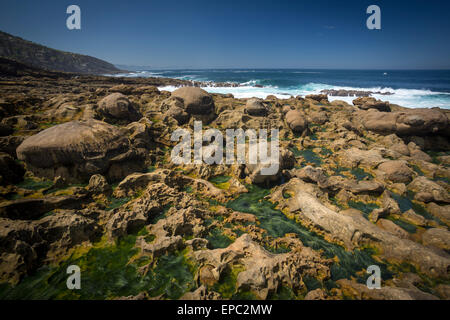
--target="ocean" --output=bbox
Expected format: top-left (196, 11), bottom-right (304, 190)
top-left (111, 69), bottom-right (450, 109)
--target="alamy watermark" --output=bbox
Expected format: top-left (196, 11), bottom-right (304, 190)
top-left (170, 121), bottom-right (280, 176)
top-left (366, 265), bottom-right (381, 289)
top-left (66, 265), bottom-right (81, 290)
top-left (366, 5), bottom-right (381, 30)
top-left (66, 5), bottom-right (81, 30)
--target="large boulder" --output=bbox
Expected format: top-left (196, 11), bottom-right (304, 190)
top-left (245, 98), bottom-right (269, 116)
top-left (97, 93), bottom-right (141, 124)
top-left (358, 108), bottom-right (448, 136)
top-left (285, 110), bottom-right (307, 133)
top-left (16, 120), bottom-right (144, 183)
top-left (171, 87), bottom-right (215, 115)
top-left (377, 160), bottom-right (414, 183)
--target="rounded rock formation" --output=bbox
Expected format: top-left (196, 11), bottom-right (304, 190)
top-left (97, 93), bottom-right (141, 124)
top-left (245, 98), bottom-right (269, 116)
top-left (171, 87), bottom-right (215, 115)
top-left (285, 110), bottom-right (307, 133)
top-left (16, 120), bottom-right (144, 183)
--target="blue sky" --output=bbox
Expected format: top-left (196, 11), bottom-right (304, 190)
top-left (0, 0), bottom-right (449, 69)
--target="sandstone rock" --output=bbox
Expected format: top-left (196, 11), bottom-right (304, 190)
top-left (87, 174), bottom-right (111, 194)
top-left (16, 120), bottom-right (144, 183)
top-left (180, 285), bottom-right (221, 300)
top-left (304, 288), bottom-right (328, 300)
top-left (426, 203), bottom-right (450, 225)
top-left (246, 148), bottom-right (295, 185)
top-left (358, 108), bottom-right (448, 136)
top-left (112, 170), bottom-right (171, 198)
top-left (306, 94), bottom-right (328, 103)
top-left (377, 160), bottom-right (413, 183)
top-left (132, 85), bottom-right (160, 95)
top-left (0, 211), bottom-right (99, 283)
top-left (98, 93), bottom-right (141, 124)
top-left (353, 97), bottom-right (390, 112)
top-left (376, 219), bottom-right (409, 239)
top-left (109, 84), bottom-right (135, 95)
top-left (280, 179), bottom-right (450, 278)
top-left (171, 87), bottom-right (215, 115)
top-left (309, 111), bottom-right (328, 124)
top-left (408, 176), bottom-right (450, 203)
top-left (402, 209), bottom-right (427, 226)
top-left (245, 98), bottom-right (269, 116)
top-left (339, 147), bottom-right (385, 168)
top-left (193, 234), bottom-right (330, 300)
top-left (285, 110), bottom-right (307, 133)
top-left (422, 228), bottom-right (450, 251)
top-left (337, 279), bottom-right (438, 300)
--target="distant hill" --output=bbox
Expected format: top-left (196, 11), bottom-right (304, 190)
top-left (0, 31), bottom-right (121, 74)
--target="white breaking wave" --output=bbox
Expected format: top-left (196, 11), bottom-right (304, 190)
top-left (159, 82), bottom-right (450, 109)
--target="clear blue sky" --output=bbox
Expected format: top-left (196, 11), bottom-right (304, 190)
top-left (0, 0), bottom-right (449, 69)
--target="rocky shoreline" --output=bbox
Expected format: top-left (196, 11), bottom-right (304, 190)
top-left (0, 67), bottom-right (449, 300)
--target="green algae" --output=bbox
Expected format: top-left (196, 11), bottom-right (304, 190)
top-left (226, 185), bottom-right (393, 283)
top-left (390, 192), bottom-right (437, 222)
top-left (386, 217), bottom-right (417, 234)
top-left (105, 197), bottom-right (131, 211)
top-left (0, 234), bottom-right (197, 300)
top-left (209, 175), bottom-right (231, 189)
top-left (350, 168), bottom-right (373, 181)
top-left (212, 264), bottom-right (246, 299)
top-left (209, 176), bottom-right (231, 185)
top-left (347, 201), bottom-right (379, 219)
top-left (17, 178), bottom-right (53, 191)
top-left (289, 147), bottom-right (322, 166)
top-left (206, 228), bottom-right (234, 249)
